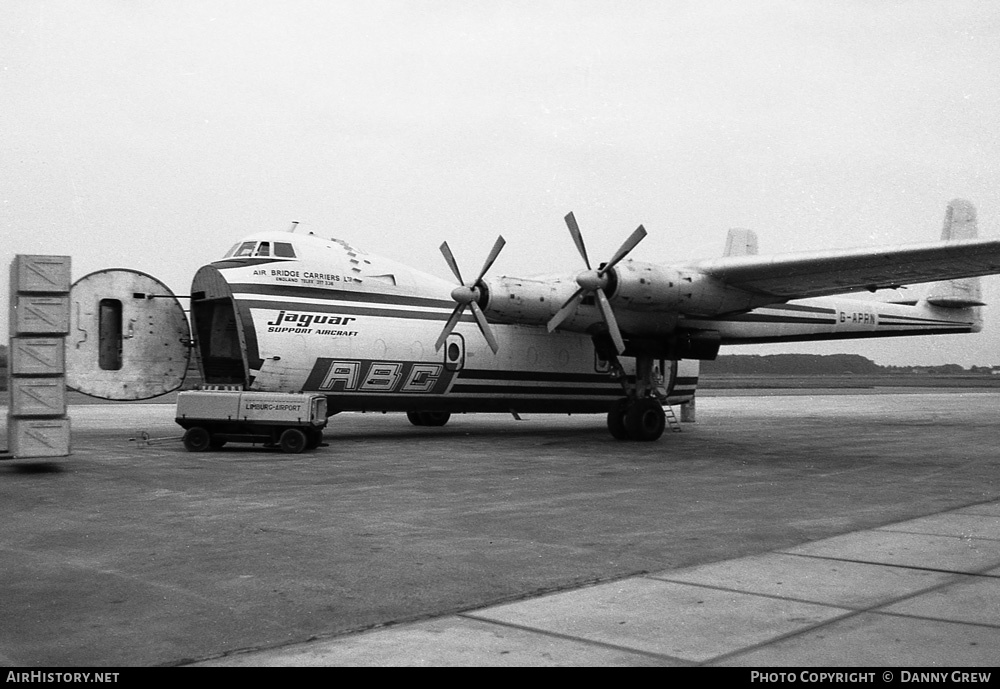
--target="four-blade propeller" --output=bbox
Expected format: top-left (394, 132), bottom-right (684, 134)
top-left (435, 235), bottom-right (506, 354)
top-left (546, 212), bottom-right (646, 355)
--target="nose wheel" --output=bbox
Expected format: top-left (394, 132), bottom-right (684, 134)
top-left (607, 397), bottom-right (667, 441)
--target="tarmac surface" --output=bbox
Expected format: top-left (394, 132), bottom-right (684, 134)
top-left (1, 390), bottom-right (998, 667)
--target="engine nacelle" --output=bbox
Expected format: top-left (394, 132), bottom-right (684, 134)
top-left (612, 260), bottom-right (766, 316)
top-left (481, 275), bottom-right (577, 326)
top-left (481, 261), bottom-right (773, 339)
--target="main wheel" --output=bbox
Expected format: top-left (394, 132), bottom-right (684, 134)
top-left (607, 398), bottom-right (630, 440)
top-left (420, 411), bottom-right (451, 427)
top-left (182, 426), bottom-right (212, 452)
top-left (278, 428), bottom-right (308, 454)
top-left (624, 398), bottom-right (666, 442)
top-left (407, 411), bottom-right (451, 427)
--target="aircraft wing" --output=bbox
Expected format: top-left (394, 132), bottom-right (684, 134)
top-left (689, 237), bottom-right (1000, 300)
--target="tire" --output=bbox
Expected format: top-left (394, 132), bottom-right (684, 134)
top-left (278, 428), bottom-right (308, 454)
top-left (420, 411), bottom-right (451, 427)
top-left (624, 398), bottom-right (666, 442)
top-left (407, 412), bottom-right (451, 427)
top-left (183, 426), bottom-right (212, 452)
top-left (607, 398), bottom-right (631, 440)
top-left (305, 428), bottom-right (323, 449)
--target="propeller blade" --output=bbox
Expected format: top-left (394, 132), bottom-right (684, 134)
top-left (439, 242), bottom-right (464, 285)
top-left (434, 303), bottom-right (465, 351)
top-left (564, 212), bottom-right (592, 270)
top-left (547, 289), bottom-right (584, 332)
top-left (436, 236), bottom-right (505, 354)
top-left (595, 288), bottom-right (626, 355)
top-left (549, 215), bottom-right (643, 343)
top-left (470, 301), bottom-right (500, 354)
top-left (601, 225), bottom-right (647, 275)
top-left (475, 235), bottom-right (506, 283)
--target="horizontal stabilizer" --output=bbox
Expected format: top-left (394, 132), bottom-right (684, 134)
top-left (925, 295), bottom-right (986, 308)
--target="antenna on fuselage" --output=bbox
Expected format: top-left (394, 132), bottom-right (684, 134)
top-left (288, 221), bottom-right (299, 233)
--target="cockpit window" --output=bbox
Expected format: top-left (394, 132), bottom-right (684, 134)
top-left (221, 240), bottom-right (295, 260)
top-left (233, 241), bottom-right (256, 258)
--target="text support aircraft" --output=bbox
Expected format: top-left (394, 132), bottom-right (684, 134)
top-left (67, 199), bottom-right (1000, 442)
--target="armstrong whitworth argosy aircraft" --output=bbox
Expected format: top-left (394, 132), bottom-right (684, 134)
top-left (66, 199), bottom-right (1000, 441)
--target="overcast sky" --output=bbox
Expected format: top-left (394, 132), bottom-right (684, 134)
top-left (4, 1), bottom-right (1000, 365)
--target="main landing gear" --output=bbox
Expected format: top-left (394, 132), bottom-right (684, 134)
top-left (605, 352), bottom-right (669, 442)
top-left (406, 411), bottom-right (452, 427)
top-left (607, 397), bottom-right (667, 441)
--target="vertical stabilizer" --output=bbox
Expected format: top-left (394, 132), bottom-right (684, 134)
top-left (939, 198), bottom-right (977, 241)
top-left (723, 228), bottom-right (759, 257)
top-left (926, 198), bottom-right (985, 307)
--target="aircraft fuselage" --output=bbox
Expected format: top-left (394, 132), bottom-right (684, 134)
top-left (189, 231), bottom-right (980, 420)
top-left (189, 233), bottom-right (698, 416)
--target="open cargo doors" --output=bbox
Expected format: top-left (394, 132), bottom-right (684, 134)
top-left (67, 269), bottom-right (192, 400)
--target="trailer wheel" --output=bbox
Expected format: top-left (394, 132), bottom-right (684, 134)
top-left (183, 426), bottom-right (212, 452)
top-left (279, 428), bottom-right (307, 454)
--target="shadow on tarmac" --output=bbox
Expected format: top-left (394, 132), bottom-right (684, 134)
top-left (0, 461), bottom-right (66, 475)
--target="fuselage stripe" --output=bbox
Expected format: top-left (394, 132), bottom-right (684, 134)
top-left (236, 297), bottom-right (472, 323)
top-left (229, 282), bottom-right (453, 309)
top-left (720, 327), bottom-right (973, 344)
top-left (758, 303), bottom-right (837, 314)
top-left (449, 386), bottom-right (621, 397)
top-left (877, 314), bottom-right (974, 325)
top-left (690, 313), bottom-right (837, 325)
top-left (458, 369), bottom-right (613, 384)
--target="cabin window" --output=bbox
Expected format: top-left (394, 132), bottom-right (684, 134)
top-left (274, 242), bottom-right (296, 258)
top-left (255, 242), bottom-right (270, 257)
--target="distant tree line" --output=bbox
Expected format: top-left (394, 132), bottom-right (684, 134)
top-left (701, 353), bottom-right (994, 376)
